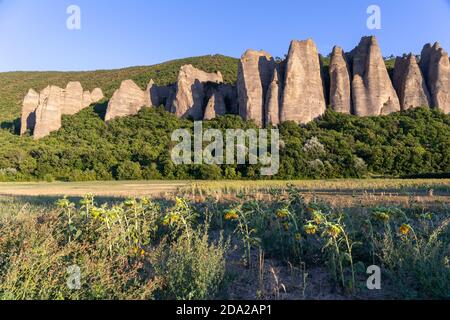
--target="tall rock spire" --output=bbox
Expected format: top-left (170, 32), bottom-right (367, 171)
top-left (265, 64), bottom-right (283, 126)
top-left (237, 50), bottom-right (275, 127)
top-left (329, 46), bottom-right (352, 114)
top-left (280, 39), bottom-right (326, 124)
top-left (393, 54), bottom-right (430, 110)
top-left (350, 36), bottom-right (400, 116)
top-left (420, 42), bottom-right (450, 114)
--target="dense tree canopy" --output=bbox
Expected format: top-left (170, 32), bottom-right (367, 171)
top-left (0, 106), bottom-right (448, 182)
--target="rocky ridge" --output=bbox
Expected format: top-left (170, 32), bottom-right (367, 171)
top-left (21, 36), bottom-right (450, 139)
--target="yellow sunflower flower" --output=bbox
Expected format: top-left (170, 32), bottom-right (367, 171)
top-left (276, 208), bottom-right (289, 219)
top-left (224, 210), bottom-right (239, 221)
top-left (304, 223), bottom-right (318, 235)
top-left (399, 224), bottom-right (411, 236)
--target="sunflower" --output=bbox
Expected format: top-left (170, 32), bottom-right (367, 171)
top-left (373, 211), bottom-right (390, 222)
top-left (312, 211), bottom-right (325, 225)
top-left (163, 213), bottom-right (181, 226)
top-left (304, 223), bottom-right (318, 235)
top-left (224, 210), bottom-right (239, 221)
top-left (327, 224), bottom-right (341, 238)
top-left (276, 208), bottom-right (289, 219)
top-left (399, 224), bottom-right (411, 236)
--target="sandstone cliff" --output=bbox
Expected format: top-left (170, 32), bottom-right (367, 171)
top-left (350, 36), bottom-right (400, 116)
top-left (105, 80), bottom-right (149, 122)
top-left (170, 65), bottom-right (223, 120)
top-left (420, 43), bottom-right (450, 114)
top-left (20, 89), bottom-right (39, 136)
top-left (21, 82), bottom-right (104, 139)
top-left (281, 39), bottom-right (326, 124)
top-left (237, 50), bottom-right (275, 127)
top-left (19, 37), bottom-right (450, 140)
top-left (393, 54), bottom-right (430, 110)
top-left (33, 86), bottom-right (63, 140)
top-left (265, 65), bottom-right (282, 126)
top-left (204, 89), bottom-right (226, 120)
top-left (146, 79), bottom-right (174, 108)
top-left (329, 46), bottom-right (352, 114)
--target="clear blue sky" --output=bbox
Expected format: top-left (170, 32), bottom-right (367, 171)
top-left (0, 0), bottom-right (449, 72)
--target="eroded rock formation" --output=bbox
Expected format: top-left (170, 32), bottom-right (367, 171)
top-left (329, 46), bottom-right (352, 114)
top-left (265, 65), bottom-right (282, 126)
top-left (281, 39), bottom-right (326, 124)
top-left (61, 82), bottom-right (84, 115)
top-left (91, 88), bottom-right (104, 103)
top-left (350, 36), bottom-right (400, 116)
top-left (20, 82), bottom-right (104, 139)
top-left (393, 54), bottom-right (430, 110)
top-left (170, 65), bottom-right (223, 120)
top-left (420, 43), bottom-right (450, 114)
top-left (237, 50), bottom-right (275, 127)
top-left (217, 84), bottom-right (238, 114)
top-left (20, 89), bottom-right (39, 135)
top-left (204, 89), bottom-right (226, 120)
top-left (19, 37), bottom-right (450, 140)
top-left (146, 79), bottom-right (174, 108)
top-left (105, 80), bottom-right (149, 122)
top-left (33, 86), bottom-right (63, 140)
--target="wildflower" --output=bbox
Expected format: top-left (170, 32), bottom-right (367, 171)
top-left (224, 209), bottom-right (239, 221)
top-left (140, 249), bottom-right (146, 257)
top-left (276, 208), bottom-right (289, 219)
top-left (141, 197), bottom-right (151, 206)
top-left (56, 197), bottom-right (73, 209)
top-left (304, 223), bottom-right (318, 235)
top-left (399, 224), bottom-right (411, 236)
top-left (90, 207), bottom-right (104, 220)
top-left (312, 210), bottom-right (325, 225)
top-left (133, 247), bottom-right (139, 255)
top-left (282, 222), bottom-right (290, 231)
top-left (124, 199), bottom-right (135, 207)
top-left (295, 233), bottom-right (302, 241)
top-left (373, 210), bottom-right (390, 222)
top-left (327, 224), bottom-right (342, 238)
top-left (175, 197), bottom-right (187, 208)
top-left (163, 213), bottom-right (181, 226)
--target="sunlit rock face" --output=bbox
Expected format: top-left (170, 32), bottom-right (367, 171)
top-left (329, 46), bottom-right (351, 114)
top-left (280, 39), bottom-right (326, 124)
top-left (105, 80), bottom-right (149, 122)
top-left (393, 54), bottom-right (431, 110)
top-left (237, 49), bottom-right (276, 127)
top-left (20, 89), bottom-right (40, 136)
top-left (265, 65), bottom-right (282, 126)
top-left (170, 64), bottom-right (223, 120)
top-left (33, 85), bottom-right (63, 140)
top-left (420, 42), bottom-right (450, 114)
top-left (350, 36), bottom-right (400, 116)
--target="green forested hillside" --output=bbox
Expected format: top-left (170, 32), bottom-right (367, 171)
top-left (0, 105), bottom-right (448, 181)
top-left (0, 56), bottom-right (449, 182)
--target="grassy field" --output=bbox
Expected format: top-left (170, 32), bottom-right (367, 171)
top-left (0, 181), bottom-right (448, 300)
top-left (1, 179), bottom-right (449, 197)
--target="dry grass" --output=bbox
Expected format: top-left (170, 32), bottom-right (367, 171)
top-left (0, 181), bottom-right (188, 197)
